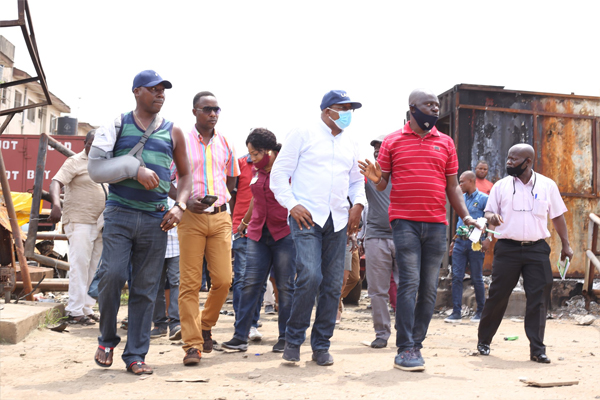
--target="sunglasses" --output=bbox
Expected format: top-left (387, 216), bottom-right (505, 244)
top-left (195, 106), bottom-right (221, 115)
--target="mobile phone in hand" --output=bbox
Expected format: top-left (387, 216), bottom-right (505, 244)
top-left (201, 195), bottom-right (218, 206)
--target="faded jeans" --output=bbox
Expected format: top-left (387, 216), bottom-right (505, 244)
top-left (152, 256), bottom-right (180, 331)
top-left (97, 206), bottom-right (167, 367)
top-left (234, 227), bottom-right (296, 341)
top-left (451, 238), bottom-right (485, 314)
top-left (392, 219), bottom-right (447, 352)
top-left (232, 236), bottom-right (262, 328)
top-left (285, 214), bottom-right (347, 351)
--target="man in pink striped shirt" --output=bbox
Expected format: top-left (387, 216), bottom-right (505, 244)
top-left (175, 91), bottom-right (240, 366)
top-left (360, 88), bottom-right (482, 372)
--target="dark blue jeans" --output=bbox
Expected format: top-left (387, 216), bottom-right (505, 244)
top-left (234, 227), bottom-right (296, 341)
top-left (392, 219), bottom-right (447, 351)
top-left (286, 215), bottom-right (347, 351)
top-left (232, 236), bottom-right (262, 328)
top-left (152, 256), bottom-right (180, 331)
top-left (97, 206), bottom-right (167, 367)
top-left (451, 239), bottom-right (485, 314)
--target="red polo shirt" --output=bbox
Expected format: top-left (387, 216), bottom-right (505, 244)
top-left (377, 122), bottom-right (458, 224)
top-left (476, 178), bottom-right (493, 195)
top-left (231, 156), bottom-right (254, 233)
top-left (247, 167), bottom-right (291, 242)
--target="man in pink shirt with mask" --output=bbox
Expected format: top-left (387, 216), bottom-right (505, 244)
top-left (477, 143), bottom-right (573, 364)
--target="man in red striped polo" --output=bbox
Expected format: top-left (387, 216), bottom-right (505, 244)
top-left (359, 88), bottom-right (482, 372)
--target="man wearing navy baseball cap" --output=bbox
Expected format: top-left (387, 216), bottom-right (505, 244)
top-left (88, 69), bottom-right (192, 375)
top-left (270, 90), bottom-right (366, 366)
top-left (132, 70), bottom-right (173, 92)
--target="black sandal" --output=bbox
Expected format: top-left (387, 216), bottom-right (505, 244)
top-left (94, 345), bottom-right (114, 368)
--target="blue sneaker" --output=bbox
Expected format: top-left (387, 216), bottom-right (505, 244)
top-left (394, 349), bottom-right (425, 372)
top-left (444, 313), bottom-right (462, 323)
top-left (413, 348), bottom-right (425, 364)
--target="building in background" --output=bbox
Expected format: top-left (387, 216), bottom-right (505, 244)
top-left (0, 35), bottom-right (94, 136)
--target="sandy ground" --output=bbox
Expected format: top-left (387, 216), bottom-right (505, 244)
top-left (2, 291), bottom-right (600, 400)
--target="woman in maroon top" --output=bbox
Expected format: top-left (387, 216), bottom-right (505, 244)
top-left (222, 128), bottom-right (296, 353)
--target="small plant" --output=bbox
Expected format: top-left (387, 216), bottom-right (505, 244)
top-left (120, 290), bottom-right (129, 306)
top-left (39, 308), bottom-right (66, 329)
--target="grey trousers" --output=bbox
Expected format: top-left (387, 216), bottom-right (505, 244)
top-left (365, 238), bottom-right (399, 340)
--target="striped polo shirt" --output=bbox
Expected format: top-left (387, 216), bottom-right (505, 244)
top-left (378, 122), bottom-right (458, 224)
top-left (178, 127), bottom-right (239, 206)
top-left (106, 112), bottom-right (174, 218)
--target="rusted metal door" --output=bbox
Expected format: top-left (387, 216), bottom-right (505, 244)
top-left (438, 85), bottom-right (600, 278)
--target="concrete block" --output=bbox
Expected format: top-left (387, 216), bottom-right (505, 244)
top-left (0, 301), bottom-right (65, 344)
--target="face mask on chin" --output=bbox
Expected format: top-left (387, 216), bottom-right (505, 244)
top-left (506, 159), bottom-right (528, 177)
top-left (253, 152), bottom-right (271, 170)
top-left (410, 105), bottom-right (439, 131)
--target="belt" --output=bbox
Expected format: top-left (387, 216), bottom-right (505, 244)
top-left (500, 239), bottom-right (545, 246)
top-left (210, 204), bottom-right (227, 214)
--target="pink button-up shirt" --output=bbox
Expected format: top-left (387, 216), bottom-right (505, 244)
top-left (484, 171), bottom-right (567, 241)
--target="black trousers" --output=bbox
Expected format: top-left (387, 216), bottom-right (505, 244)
top-left (477, 239), bottom-right (553, 355)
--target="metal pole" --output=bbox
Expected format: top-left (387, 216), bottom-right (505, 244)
top-left (45, 133), bottom-right (75, 157)
top-left (23, 133), bottom-right (48, 256)
top-left (0, 149), bottom-right (34, 300)
top-left (27, 253), bottom-right (69, 271)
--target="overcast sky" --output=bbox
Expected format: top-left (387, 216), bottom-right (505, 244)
top-left (3, 0), bottom-right (599, 158)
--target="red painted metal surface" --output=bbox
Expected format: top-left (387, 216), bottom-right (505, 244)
top-left (0, 134), bottom-right (85, 194)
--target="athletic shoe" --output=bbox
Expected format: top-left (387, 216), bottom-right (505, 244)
top-left (222, 337), bottom-right (248, 351)
top-left (394, 349), bottom-right (425, 372)
top-left (249, 326), bottom-right (263, 341)
top-left (272, 339), bottom-right (286, 353)
top-left (150, 326), bottom-right (167, 338)
top-left (444, 313), bottom-right (462, 323)
top-left (265, 304), bottom-right (276, 315)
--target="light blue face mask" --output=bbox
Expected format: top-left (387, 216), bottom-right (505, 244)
top-left (328, 108), bottom-right (352, 129)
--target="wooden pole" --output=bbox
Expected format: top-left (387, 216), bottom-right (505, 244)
top-left (24, 133), bottom-right (48, 256)
top-left (0, 149), bottom-right (34, 300)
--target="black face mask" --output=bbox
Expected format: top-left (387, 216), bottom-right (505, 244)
top-left (506, 159), bottom-right (528, 177)
top-left (410, 104), bottom-right (439, 131)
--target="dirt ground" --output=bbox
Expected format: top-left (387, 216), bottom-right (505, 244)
top-left (2, 291), bottom-right (600, 400)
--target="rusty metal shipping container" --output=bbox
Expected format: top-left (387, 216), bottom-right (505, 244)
top-left (438, 84), bottom-right (600, 279)
top-left (0, 134), bottom-right (85, 194)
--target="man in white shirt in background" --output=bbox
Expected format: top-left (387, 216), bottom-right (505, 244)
top-left (270, 90), bottom-right (367, 366)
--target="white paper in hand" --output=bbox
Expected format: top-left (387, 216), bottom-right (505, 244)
top-left (468, 217), bottom-right (487, 243)
top-left (557, 257), bottom-right (570, 280)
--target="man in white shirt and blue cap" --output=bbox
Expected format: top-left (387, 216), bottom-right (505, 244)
top-left (270, 90), bottom-right (367, 366)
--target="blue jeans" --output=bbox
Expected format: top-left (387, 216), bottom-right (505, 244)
top-left (97, 206), bottom-right (167, 367)
top-left (392, 219), bottom-right (447, 351)
top-left (232, 237), bottom-right (262, 328)
top-left (451, 239), bottom-right (485, 314)
top-left (153, 256), bottom-right (180, 331)
top-left (286, 215), bottom-right (347, 351)
top-left (234, 227), bottom-right (296, 341)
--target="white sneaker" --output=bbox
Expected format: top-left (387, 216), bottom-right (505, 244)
top-left (249, 326), bottom-right (263, 341)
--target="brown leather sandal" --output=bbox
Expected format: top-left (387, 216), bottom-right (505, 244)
top-left (127, 361), bottom-right (153, 375)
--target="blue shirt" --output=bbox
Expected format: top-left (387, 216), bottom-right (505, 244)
top-left (456, 189), bottom-right (488, 229)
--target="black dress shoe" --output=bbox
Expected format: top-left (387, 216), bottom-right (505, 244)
top-left (530, 354), bottom-right (551, 363)
top-left (477, 343), bottom-right (490, 355)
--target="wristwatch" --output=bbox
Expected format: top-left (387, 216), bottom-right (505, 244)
top-left (486, 236), bottom-right (493, 241)
top-left (174, 201), bottom-right (187, 212)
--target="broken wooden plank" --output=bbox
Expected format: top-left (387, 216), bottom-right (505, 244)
top-left (525, 380), bottom-right (579, 388)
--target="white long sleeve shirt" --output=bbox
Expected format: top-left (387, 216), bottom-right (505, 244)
top-left (270, 118), bottom-right (367, 232)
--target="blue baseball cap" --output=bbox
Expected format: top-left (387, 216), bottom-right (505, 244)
top-left (320, 90), bottom-right (362, 111)
top-left (132, 70), bottom-right (172, 92)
